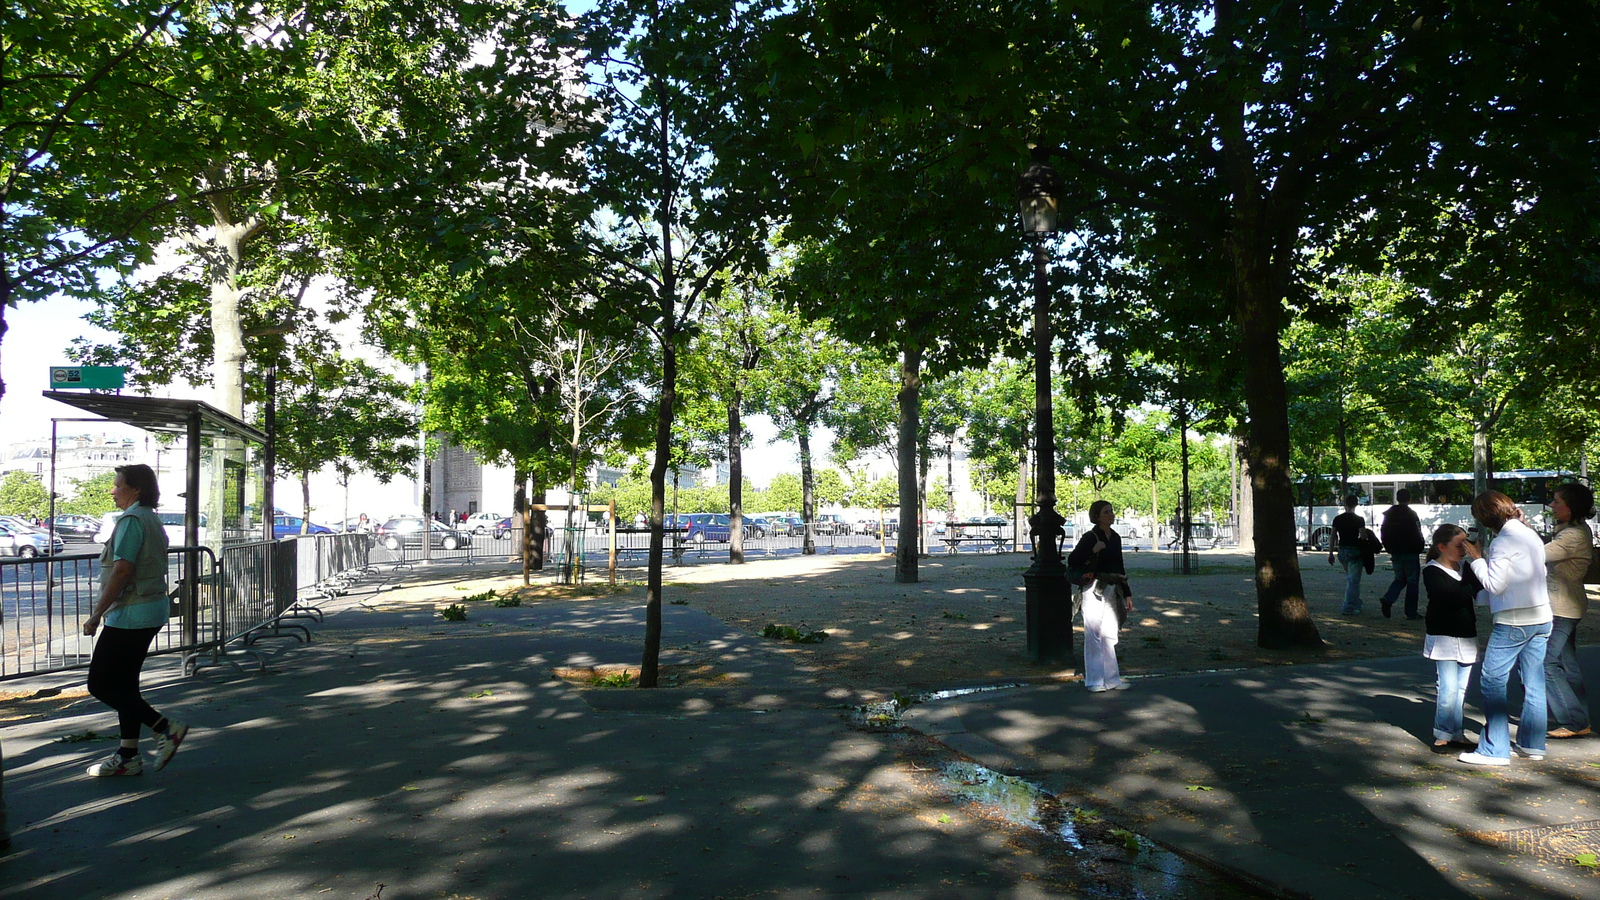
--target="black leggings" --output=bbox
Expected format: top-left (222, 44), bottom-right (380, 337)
top-left (87, 626), bottom-right (163, 741)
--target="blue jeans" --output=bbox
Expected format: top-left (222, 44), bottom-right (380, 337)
top-left (1382, 555), bottom-right (1422, 617)
top-left (1545, 616), bottom-right (1590, 732)
top-left (1337, 547), bottom-right (1363, 613)
top-left (1477, 621), bottom-right (1551, 759)
top-left (1434, 660), bottom-right (1473, 742)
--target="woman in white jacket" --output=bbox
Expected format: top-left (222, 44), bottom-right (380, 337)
top-left (1459, 491), bottom-right (1551, 766)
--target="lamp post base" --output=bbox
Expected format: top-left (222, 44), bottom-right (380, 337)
top-left (1024, 556), bottom-right (1073, 664)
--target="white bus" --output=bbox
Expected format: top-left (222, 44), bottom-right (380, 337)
top-left (1294, 470), bottom-right (1580, 550)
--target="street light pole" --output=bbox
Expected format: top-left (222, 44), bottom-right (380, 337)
top-left (1016, 153), bottom-right (1072, 664)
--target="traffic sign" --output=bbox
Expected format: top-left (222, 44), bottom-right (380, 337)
top-left (48, 366), bottom-right (126, 390)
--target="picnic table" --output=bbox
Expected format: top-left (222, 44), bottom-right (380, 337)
top-left (940, 523), bottom-right (1014, 554)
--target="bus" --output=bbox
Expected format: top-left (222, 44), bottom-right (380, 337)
top-left (1294, 470), bottom-right (1581, 550)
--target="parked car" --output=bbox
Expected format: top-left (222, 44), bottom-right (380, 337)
top-left (814, 513), bottom-right (852, 535)
top-left (493, 516), bottom-right (514, 539)
top-left (154, 511), bottom-right (208, 545)
top-left (859, 518), bottom-right (898, 537)
top-left (665, 513), bottom-right (746, 543)
top-left (46, 514), bottom-right (101, 541)
top-left (375, 517), bottom-right (470, 551)
top-left (273, 515), bottom-right (335, 539)
top-left (462, 512), bottom-right (505, 535)
top-left (0, 520), bottom-right (65, 557)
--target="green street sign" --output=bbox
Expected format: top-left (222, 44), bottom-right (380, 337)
top-left (49, 366), bottom-right (126, 390)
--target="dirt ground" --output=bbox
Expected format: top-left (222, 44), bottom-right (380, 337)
top-left (364, 547), bottom-right (1596, 699)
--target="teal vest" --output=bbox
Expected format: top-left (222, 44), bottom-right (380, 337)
top-left (100, 503), bottom-right (171, 629)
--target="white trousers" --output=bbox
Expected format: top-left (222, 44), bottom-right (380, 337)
top-left (1080, 581), bottom-right (1123, 689)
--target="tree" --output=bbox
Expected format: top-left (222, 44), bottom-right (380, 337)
top-left (681, 279), bottom-right (771, 563)
top-left (272, 352), bottom-right (416, 530)
top-left (748, 306), bottom-right (853, 554)
top-left (0, 472), bottom-right (50, 520)
top-left (60, 471), bottom-right (119, 517)
top-left (744, 1), bottom-right (1600, 647)
top-left (3, 0), bottom-right (227, 406)
top-left (581, 0), bottom-right (773, 686)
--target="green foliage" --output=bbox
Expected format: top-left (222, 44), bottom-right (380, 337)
top-left (0, 472), bottom-right (51, 519)
top-left (461, 590), bottom-right (497, 603)
top-left (759, 473), bottom-right (804, 514)
top-left (491, 594), bottom-right (522, 608)
top-left (589, 671), bottom-right (634, 688)
top-left (59, 471), bottom-right (119, 517)
top-left (439, 604), bottom-right (468, 621)
top-left (760, 624), bottom-right (829, 644)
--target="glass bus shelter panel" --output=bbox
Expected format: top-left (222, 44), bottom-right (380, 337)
top-left (200, 435), bottom-right (267, 547)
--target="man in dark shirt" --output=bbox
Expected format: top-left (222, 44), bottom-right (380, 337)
top-left (1379, 488), bottom-right (1426, 619)
top-left (1328, 495), bottom-right (1366, 614)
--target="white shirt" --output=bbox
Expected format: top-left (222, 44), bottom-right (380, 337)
top-left (1469, 517), bottom-right (1552, 625)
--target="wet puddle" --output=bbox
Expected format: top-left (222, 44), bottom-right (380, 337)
top-left (935, 760), bottom-right (1267, 899)
top-left (857, 684), bottom-right (1267, 899)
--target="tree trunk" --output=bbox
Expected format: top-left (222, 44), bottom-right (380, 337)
top-left (513, 467), bottom-right (528, 579)
top-left (798, 425), bottom-right (816, 555)
top-left (642, 335), bottom-right (675, 688)
top-left (1237, 282), bottom-right (1322, 649)
top-left (895, 340), bottom-right (923, 583)
top-left (300, 473), bottom-right (313, 534)
top-left (0, 302), bottom-right (9, 407)
top-left (1472, 422), bottom-right (1492, 499)
top-left (530, 480), bottom-right (547, 572)
top-left (728, 392), bottom-right (744, 564)
top-left (1015, 430), bottom-right (1030, 519)
top-left (1150, 458), bottom-right (1159, 548)
top-left (1236, 434), bottom-right (1255, 554)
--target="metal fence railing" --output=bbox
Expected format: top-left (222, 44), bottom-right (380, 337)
top-left (480, 523), bottom-right (1017, 567)
top-left (1, 547), bottom-right (218, 681)
top-left (2, 534), bottom-right (380, 682)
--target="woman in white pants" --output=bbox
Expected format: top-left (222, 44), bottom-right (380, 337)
top-left (1068, 500), bottom-right (1134, 692)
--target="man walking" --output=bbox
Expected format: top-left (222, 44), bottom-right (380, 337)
top-left (1329, 495), bottom-right (1367, 615)
top-left (1380, 489), bottom-right (1426, 619)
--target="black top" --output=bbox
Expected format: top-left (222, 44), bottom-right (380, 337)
top-left (1423, 562), bottom-right (1480, 639)
top-left (1068, 527), bottom-right (1124, 578)
top-left (1332, 511), bottom-right (1364, 547)
top-left (1381, 504), bottom-right (1425, 554)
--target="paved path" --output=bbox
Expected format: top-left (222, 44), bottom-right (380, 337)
top-left (2, 567), bottom-right (1597, 899)
top-left (905, 651), bottom-right (1600, 900)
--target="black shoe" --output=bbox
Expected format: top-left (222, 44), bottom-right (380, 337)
top-left (1381, 601), bottom-right (1393, 619)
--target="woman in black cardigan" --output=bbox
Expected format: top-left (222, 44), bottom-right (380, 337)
top-left (1423, 524), bottom-right (1482, 750)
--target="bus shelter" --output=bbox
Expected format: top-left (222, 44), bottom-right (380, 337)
top-left (43, 392), bottom-right (271, 646)
top-left (43, 392), bottom-right (271, 547)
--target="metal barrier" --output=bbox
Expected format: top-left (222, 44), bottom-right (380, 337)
top-left (1, 547), bottom-right (219, 682)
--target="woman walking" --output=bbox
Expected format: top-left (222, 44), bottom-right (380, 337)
top-left (1544, 482), bottom-right (1595, 739)
top-left (1422, 524), bottom-right (1481, 750)
top-left (1459, 491), bottom-right (1551, 766)
top-left (83, 464), bottom-right (188, 776)
top-left (1068, 500), bottom-right (1134, 693)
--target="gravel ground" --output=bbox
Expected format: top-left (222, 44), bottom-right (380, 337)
top-left (373, 547), bottom-right (1596, 700)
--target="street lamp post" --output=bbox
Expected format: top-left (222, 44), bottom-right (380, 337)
top-left (1017, 153), bottom-right (1072, 664)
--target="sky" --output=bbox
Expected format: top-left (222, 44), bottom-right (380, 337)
top-left (0, 296), bottom-right (829, 518)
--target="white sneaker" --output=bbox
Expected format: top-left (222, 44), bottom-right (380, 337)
top-left (87, 751), bottom-right (143, 777)
top-left (1511, 743), bottom-right (1545, 761)
top-left (152, 721), bottom-right (188, 771)
top-left (1109, 679), bottom-right (1132, 691)
top-left (1457, 751), bottom-right (1510, 767)
top-left (1087, 684), bottom-right (1111, 693)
